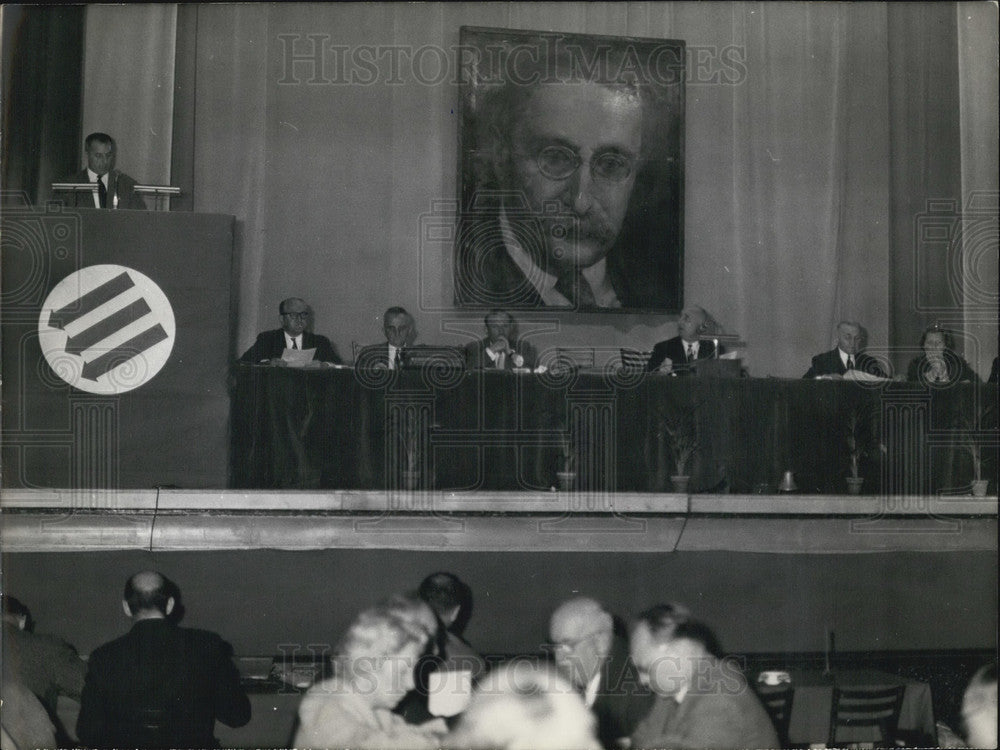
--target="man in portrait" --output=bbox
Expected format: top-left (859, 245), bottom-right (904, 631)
top-left (455, 31), bottom-right (683, 311)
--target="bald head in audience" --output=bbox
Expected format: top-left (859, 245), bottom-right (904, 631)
top-left (549, 597), bottom-right (615, 692)
top-left (122, 570), bottom-right (174, 620)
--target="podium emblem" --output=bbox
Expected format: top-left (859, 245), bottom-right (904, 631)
top-left (38, 264), bottom-right (176, 394)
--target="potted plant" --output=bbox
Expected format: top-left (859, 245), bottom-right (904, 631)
top-left (660, 403), bottom-right (699, 493)
top-left (844, 403), bottom-right (883, 495)
top-left (956, 404), bottom-right (995, 497)
top-left (556, 428), bottom-right (577, 491)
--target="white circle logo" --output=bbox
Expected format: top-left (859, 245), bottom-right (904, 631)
top-left (38, 265), bottom-right (176, 394)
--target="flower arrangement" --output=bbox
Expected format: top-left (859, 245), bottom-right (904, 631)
top-left (660, 402), bottom-right (700, 477)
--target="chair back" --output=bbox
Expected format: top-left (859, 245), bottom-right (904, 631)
top-left (828, 684), bottom-right (905, 746)
top-left (555, 347), bottom-right (595, 369)
top-left (620, 348), bottom-right (651, 371)
top-left (756, 685), bottom-right (794, 748)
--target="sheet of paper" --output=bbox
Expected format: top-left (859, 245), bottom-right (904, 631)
top-left (281, 347), bottom-right (315, 367)
top-left (426, 668), bottom-right (472, 717)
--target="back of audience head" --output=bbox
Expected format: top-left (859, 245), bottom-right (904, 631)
top-left (2, 594), bottom-right (31, 631)
top-left (962, 662), bottom-right (997, 749)
top-left (445, 662), bottom-right (601, 750)
top-left (122, 571), bottom-right (175, 620)
top-left (419, 571), bottom-right (473, 633)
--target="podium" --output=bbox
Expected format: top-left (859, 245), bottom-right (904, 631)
top-left (1, 206), bottom-right (235, 488)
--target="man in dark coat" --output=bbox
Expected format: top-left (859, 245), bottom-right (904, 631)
top-left (804, 320), bottom-right (887, 378)
top-left (464, 310), bottom-right (538, 371)
top-left (549, 597), bottom-right (654, 749)
top-left (77, 571), bottom-right (250, 749)
top-left (239, 297), bottom-right (341, 364)
top-left (647, 305), bottom-right (724, 374)
top-left (53, 132), bottom-right (148, 210)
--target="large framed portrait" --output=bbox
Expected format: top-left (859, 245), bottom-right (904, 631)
top-left (454, 27), bottom-right (685, 312)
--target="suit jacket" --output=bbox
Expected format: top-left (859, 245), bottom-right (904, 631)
top-left (455, 213), bottom-right (640, 309)
top-left (76, 618), bottom-right (250, 749)
top-left (591, 636), bottom-right (655, 750)
top-left (53, 169), bottom-right (148, 210)
top-left (239, 329), bottom-right (341, 364)
top-left (804, 347), bottom-right (887, 378)
top-left (646, 336), bottom-right (721, 374)
top-left (630, 663), bottom-right (777, 749)
top-left (463, 338), bottom-right (538, 370)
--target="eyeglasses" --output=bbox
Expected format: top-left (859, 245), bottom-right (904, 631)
top-left (282, 312), bottom-right (309, 320)
top-left (529, 145), bottom-right (634, 183)
top-left (549, 632), bottom-right (598, 653)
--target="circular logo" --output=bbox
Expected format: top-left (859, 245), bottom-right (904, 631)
top-left (38, 265), bottom-right (176, 394)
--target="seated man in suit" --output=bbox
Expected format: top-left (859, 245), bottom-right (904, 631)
top-left (239, 297), bottom-right (341, 364)
top-left (77, 571), bottom-right (250, 748)
top-left (53, 132), bottom-right (148, 210)
top-left (355, 306), bottom-right (415, 369)
top-left (464, 310), bottom-right (538, 371)
top-left (549, 597), bottom-right (653, 749)
top-left (804, 320), bottom-right (887, 378)
top-left (647, 305), bottom-right (722, 375)
top-left (629, 603), bottom-right (777, 750)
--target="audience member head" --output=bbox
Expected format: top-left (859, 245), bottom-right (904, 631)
top-left (122, 571), bottom-right (175, 620)
top-left (630, 603), bottom-right (723, 698)
top-left (962, 663), bottom-right (997, 749)
top-left (836, 321), bottom-right (864, 355)
top-left (484, 310), bottom-right (516, 348)
top-left (2, 594), bottom-right (31, 631)
top-left (418, 571), bottom-right (473, 632)
top-left (445, 662), bottom-right (601, 750)
top-left (382, 306), bottom-right (414, 348)
top-left (84, 132), bottom-right (116, 177)
top-left (548, 596), bottom-right (615, 691)
top-left (278, 297), bottom-right (311, 337)
top-left (920, 325), bottom-right (955, 360)
top-left (334, 599), bottom-right (435, 708)
top-left (677, 305), bottom-right (710, 343)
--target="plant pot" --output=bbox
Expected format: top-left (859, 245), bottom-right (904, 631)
top-left (971, 479), bottom-right (989, 497)
top-left (670, 475), bottom-right (690, 493)
top-left (845, 476), bottom-right (864, 495)
top-left (556, 471), bottom-right (576, 491)
top-left (402, 469), bottom-right (421, 491)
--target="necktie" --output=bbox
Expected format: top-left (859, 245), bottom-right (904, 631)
top-left (394, 347), bottom-right (403, 370)
top-left (97, 177), bottom-right (107, 208)
top-left (686, 344), bottom-right (694, 363)
top-left (555, 271), bottom-right (596, 308)
top-left (291, 338), bottom-right (298, 349)
top-left (847, 356), bottom-right (854, 370)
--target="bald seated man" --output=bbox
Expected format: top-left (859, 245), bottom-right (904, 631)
top-left (239, 297), bottom-right (341, 364)
top-left (77, 571), bottom-right (250, 748)
top-left (549, 597), bottom-right (653, 749)
top-left (646, 305), bottom-right (724, 375)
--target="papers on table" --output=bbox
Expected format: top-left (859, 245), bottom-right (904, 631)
top-left (281, 347), bottom-right (316, 367)
top-left (843, 369), bottom-right (891, 383)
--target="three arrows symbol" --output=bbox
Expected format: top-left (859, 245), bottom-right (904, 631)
top-left (48, 270), bottom-right (170, 382)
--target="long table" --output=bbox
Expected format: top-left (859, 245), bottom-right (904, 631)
top-left (232, 366), bottom-right (996, 495)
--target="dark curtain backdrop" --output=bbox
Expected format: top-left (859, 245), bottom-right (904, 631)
top-left (0, 5), bottom-right (83, 207)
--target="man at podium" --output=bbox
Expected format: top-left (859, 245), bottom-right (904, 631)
top-left (239, 297), bottom-right (341, 364)
top-left (53, 132), bottom-right (147, 210)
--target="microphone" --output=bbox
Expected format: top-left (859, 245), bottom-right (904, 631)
top-left (111, 170), bottom-right (120, 209)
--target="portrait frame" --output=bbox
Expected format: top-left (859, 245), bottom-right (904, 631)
top-left (454, 26), bottom-right (685, 313)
